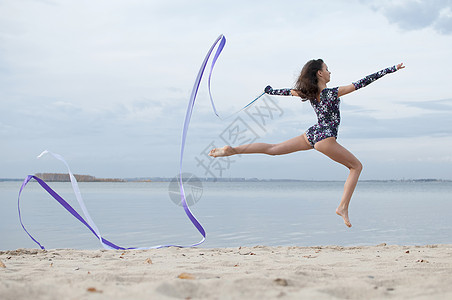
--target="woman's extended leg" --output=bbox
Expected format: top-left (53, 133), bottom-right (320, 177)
top-left (314, 137), bottom-right (363, 227)
top-left (209, 134), bottom-right (313, 157)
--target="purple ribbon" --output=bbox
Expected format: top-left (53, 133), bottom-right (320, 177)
top-left (17, 35), bottom-right (227, 249)
top-left (18, 175), bottom-right (126, 249)
top-left (176, 34), bottom-right (228, 247)
top-left (17, 34), bottom-right (266, 249)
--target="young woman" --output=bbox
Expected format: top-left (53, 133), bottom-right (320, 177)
top-left (209, 59), bottom-right (405, 227)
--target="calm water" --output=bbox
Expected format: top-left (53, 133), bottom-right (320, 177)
top-left (1, 180), bottom-right (451, 250)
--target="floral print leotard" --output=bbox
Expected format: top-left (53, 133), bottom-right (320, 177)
top-left (265, 65), bottom-right (398, 147)
top-left (305, 87), bottom-right (340, 147)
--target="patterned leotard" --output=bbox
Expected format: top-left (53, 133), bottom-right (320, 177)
top-left (305, 87), bottom-right (340, 147)
top-left (265, 65), bottom-right (398, 147)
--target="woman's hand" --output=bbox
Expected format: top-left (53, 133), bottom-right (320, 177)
top-left (396, 63), bottom-right (405, 70)
top-left (264, 85), bottom-right (273, 94)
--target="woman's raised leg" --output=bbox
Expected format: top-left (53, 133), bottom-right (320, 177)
top-left (314, 137), bottom-right (363, 227)
top-left (209, 134), bottom-right (313, 157)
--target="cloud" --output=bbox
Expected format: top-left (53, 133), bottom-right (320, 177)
top-left (340, 98), bottom-right (452, 139)
top-left (1, 0), bottom-right (452, 180)
top-left (363, 0), bottom-right (452, 34)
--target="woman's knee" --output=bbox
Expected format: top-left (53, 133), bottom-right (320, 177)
top-left (352, 159), bottom-right (363, 173)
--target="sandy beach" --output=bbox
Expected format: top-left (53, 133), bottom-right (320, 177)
top-left (1, 244), bottom-right (451, 299)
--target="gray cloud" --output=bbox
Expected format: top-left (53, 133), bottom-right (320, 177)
top-left (405, 98), bottom-right (452, 111)
top-left (341, 98), bottom-right (452, 139)
top-left (1, 0), bottom-right (452, 180)
top-left (363, 0), bottom-right (452, 34)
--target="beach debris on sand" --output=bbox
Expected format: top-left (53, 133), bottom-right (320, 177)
top-left (274, 278), bottom-right (288, 286)
top-left (87, 287), bottom-right (102, 293)
top-left (178, 272), bottom-right (195, 280)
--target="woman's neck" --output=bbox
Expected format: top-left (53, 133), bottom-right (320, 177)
top-left (318, 83), bottom-right (327, 91)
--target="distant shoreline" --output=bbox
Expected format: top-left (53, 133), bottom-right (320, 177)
top-left (0, 176), bottom-right (450, 183)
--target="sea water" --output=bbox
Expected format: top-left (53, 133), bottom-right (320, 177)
top-left (1, 180), bottom-right (451, 250)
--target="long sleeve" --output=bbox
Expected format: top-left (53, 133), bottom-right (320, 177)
top-left (264, 85), bottom-right (292, 96)
top-left (352, 66), bottom-right (398, 90)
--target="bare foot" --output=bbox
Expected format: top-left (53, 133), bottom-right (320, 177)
top-left (209, 145), bottom-right (235, 157)
top-left (336, 207), bottom-right (352, 228)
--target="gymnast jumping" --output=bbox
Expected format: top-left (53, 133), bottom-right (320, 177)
top-left (209, 59), bottom-right (405, 227)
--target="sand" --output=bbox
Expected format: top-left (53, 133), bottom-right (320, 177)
top-left (1, 244), bottom-right (451, 299)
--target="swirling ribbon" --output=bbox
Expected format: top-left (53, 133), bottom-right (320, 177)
top-left (17, 34), bottom-right (266, 249)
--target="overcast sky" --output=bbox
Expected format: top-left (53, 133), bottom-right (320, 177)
top-left (1, 0), bottom-right (452, 180)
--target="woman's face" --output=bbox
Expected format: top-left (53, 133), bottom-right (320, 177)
top-left (318, 63), bottom-right (331, 83)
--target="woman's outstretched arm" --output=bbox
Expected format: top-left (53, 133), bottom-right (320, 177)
top-left (264, 85), bottom-right (300, 97)
top-left (338, 63), bottom-right (405, 97)
top-left (264, 85), bottom-right (292, 96)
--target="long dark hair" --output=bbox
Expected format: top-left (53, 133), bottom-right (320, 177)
top-left (294, 59), bottom-right (324, 102)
